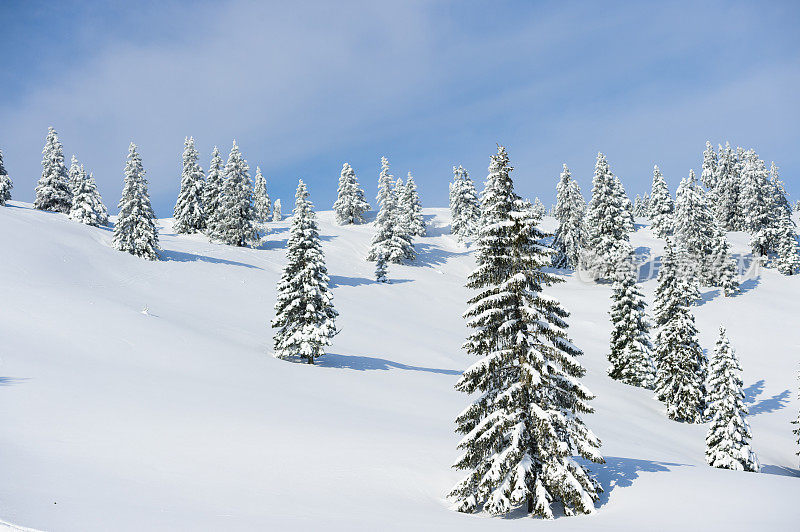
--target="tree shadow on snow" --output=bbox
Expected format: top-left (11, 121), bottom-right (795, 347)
top-left (588, 456), bottom-right (690, 509)
top-left (737, 277), bottom-right (760, 295)
top-left (0, 377), bottom-right (27, 386)
top-left (316, 353), bottom-right (461, 375)
top-left (633, 245), bottom-right (652, 260)
top-left (160, 249), bottom-right (262, 269)
top-left (253, 238), bottom-right (288, 251)
top-left (638, 255), bottom-right (661, 282)
top-left (696, 288), bottom-right (720, 306)
top-left (412, 243), bottom-right (473, 268)
top-left (743, 380), bottom-right (791, 415)
top-left (759, 464), bottom-right (800, 477)
top-left (328, 275), bottom-right (412, 287)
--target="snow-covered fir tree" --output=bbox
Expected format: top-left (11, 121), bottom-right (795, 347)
top-left (673, 169), bottom-right (714, 272)
top-left (674, 169), bottom-right (736, 288)
top-left (253, 166), bottom-right (271, 234)
top-left (271, 180), bottom-right (337, 364)
top-left (449, 145), bottom-right (603, 519)
top-left (584, 153), bottom-right (632, 279)
top-left (652, 239), bottom-right (706, 423)
top-left (607, 254), bottom-right (656, 388)
top-left (68, 155), bottom-right (82, 196)
top-left (366, 157), bottom-right (415, 263)
top-left (173, 137), bottom-right (205, 234)
top-left (531, 197), bottom-right (546, 218)
top-left (551, 164), bottom-right (587, 269)
top-left (714, 143), bottom-right (744, 231)
top-left (0, 149), bottom-right (12, 206)
top-left (332, 162), bottom-right (370, 224)
top-left (614, 176), bottom-right (635, 232)
top-left (633, 194), bottom-right (644, 217)
top-left (634, 193), bottom-right (652, 218)
top-left (700, 141), bottom-right (718, 192)
top-left (374, 253), bottom-right (388, 283)
top-left (764, 162), bottom-right (800, 274)
top-left (769, 162), bottom-right (791, 219)
top-left (203, 146), bottom-right (224, 236)
top-left (210, 141), bottom-right (257, 247)
top-left (709, 223), bottom-right (740, 295)
top-left (69, 165), bottom-right (108, 226)
top-left (392, 175), bottom-right (418, 256)
top-left (705, 327), bottom-right (759, 472)
top-left (449, 165), bottom-right (480, 242)
top-left (112, 143), bottom-right (160, 260)
top-left (641, 192), bottom-right (650, 216)
top-left (34, 127), bottom-right (73, 213)
top-left (401, 172), bottom-right (425, 236)
top-left (649, 165), bottom-right (674, 237)
top-left (775, 215), bottom-right (800, 275)
top-left (740, 151), bottom-right (776, 256)
top-left (272, 199), bottom-right (282, 222)
top-left (393, 174), bottom-right (407, 232)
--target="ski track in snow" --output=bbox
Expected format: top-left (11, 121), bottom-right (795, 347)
top-left (0, 202), bottom-right (798, 531)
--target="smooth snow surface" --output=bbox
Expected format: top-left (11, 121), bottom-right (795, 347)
top-left (0, 203), bottom-right (798, 531)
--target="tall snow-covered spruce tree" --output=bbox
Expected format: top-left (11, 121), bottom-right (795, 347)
top-left (674, 169), bottom-right (738, 294)
top-left (775, 215), bottom-right (800, 275)
top-left (272, 199), bottom-right (282, 221)
top-left (0, 149), bottom-right (12, 206)
top-left (70, 166), bottom-right (108, 226)
top-left (204, 146), bottom-right (224, 236)
top-left (607, 255), bottom-right (656, 388)
top-left (449, 165), bottom-right (480, 242)
top-left (551, 164), bottom-right (587, 269)
top-left (531, 197), bottom-right (547, 219)
top-left (271, 180), bottom-right (337, 364)
top-left (449, 145), bottom-right (603, 519)
top-left (614, 176), bottom-right (635, 233)
top-left (35, 127), bottom-right (73, 213)
top-left (210, 141), bottom-right (257, 247)
top-left (68, 155), bottom-right (82, 196)
top-left (741, 151), bottom-right (776, 257)
top-left (333, 162), bottom-right (370, 224)
top-left (112, 143), bottom-right (160, 260)
top-left (400, 172), bottom-right (425, 236)
top-left (652, 239), bottom-right (706, 423)
top-left (700, 141), bottom-right (718, 194)
top-left (649, 165), bottom-right (674, 237)
top-left (674, 170), bottom-right (715, 278)
top-left (585, 153), bottom-right (632, 280)
top-left (705, 326), bottom-right (758, 472)
top-left (173, 137), bottom-right (206, 234)
top-left (713, 143), bottom-right (743, 231)
top-left (366, 157), bottom-right (414, 263)
top-left (253, 166), bottom-right (271, 236)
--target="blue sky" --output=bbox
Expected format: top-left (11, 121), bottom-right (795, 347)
top-left (1, 0), bottom-right (798, 217)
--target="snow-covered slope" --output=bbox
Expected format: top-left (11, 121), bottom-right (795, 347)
top-left (0, 202), bottom-right (798, 531)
